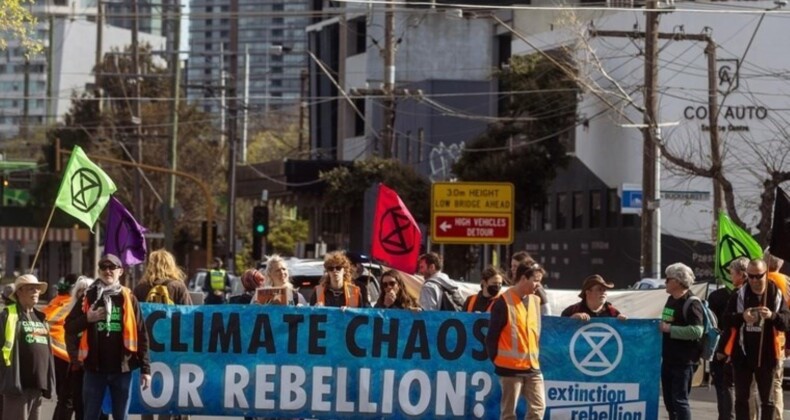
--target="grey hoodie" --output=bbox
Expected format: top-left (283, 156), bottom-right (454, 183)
top-left (419, 272), bottom-right (459, 310)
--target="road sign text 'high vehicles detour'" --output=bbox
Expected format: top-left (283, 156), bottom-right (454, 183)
top-left (430, 182), bottom-right (514, 245)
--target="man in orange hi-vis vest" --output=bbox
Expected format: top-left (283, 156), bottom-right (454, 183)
top-left (42, 274), bottom-right (78, 420)
top-left (485, 262), bottom-right (546, 420)
top-left (764, 252), bottom-right (790, 420)
top-left (64, 254), bottom-right (151, 420)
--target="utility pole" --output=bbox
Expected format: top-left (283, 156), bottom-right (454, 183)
top-left (241, 45), bottom-right (249, 164)
top-left (589, 28), bottom-right (721, 261)
top-left (95, 0), bottom-right (103, 111)
top-left (642, 0), bottom-right (660, 279)
top-left (166, 3), bottom-right (182, 251)
top-left (131, 0), bottom-right (144, 232)
top-left (226, 0), bottom-right (240, 273)
top-left (381, 0), bottom-right (396, 158)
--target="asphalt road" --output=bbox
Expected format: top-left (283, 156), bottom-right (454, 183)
top-left (34, 385), bottom-right (790, 419)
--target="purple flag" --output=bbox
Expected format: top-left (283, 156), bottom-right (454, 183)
top-left (105, 197), bottom-right (147, 266)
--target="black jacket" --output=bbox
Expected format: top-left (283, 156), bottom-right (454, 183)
top-left (0, 304), bottom-right (56, 397)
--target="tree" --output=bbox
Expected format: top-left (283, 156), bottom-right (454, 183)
top-left (452, 52), bottom-right (578, 229)
top-left (0, 0), bottom-right (41, 53)
top-left (42, 44), bottom-right (224, 249)
top-left (320, 157), bottom-right (430, 224)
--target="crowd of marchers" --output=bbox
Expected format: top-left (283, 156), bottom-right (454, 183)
top-left (0, 248), bottom-right (788, 420)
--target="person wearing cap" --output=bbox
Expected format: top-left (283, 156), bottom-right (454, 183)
top-left (42, 273), bottom-right (79, 420)
top-left (64, 254), bottom-right (151, 420)
top-left (0, 274), bottom-right (56, 420)
top-left (203, 257), bottom-right (231, 305)
top-left (659, 262), bottom-right (704, 420)
top-left (561, 274), bottom-right (627, 321)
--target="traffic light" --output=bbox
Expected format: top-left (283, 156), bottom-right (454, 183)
top-left (252, 205), bottom-right (269, 260)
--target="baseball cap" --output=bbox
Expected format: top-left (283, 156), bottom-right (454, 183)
top-left (98, 254), bottom-right (123, 268)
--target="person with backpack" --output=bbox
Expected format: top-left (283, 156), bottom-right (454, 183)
top-left (659, 262), bottom-right (704, 420)
top-left (132, 249), bottom-right (191, 420)
top-left (310, 252), bottom-right (366, 308)
top-left (561, 274), bottom-right (627, 320)
top-left (463, 266), bottom-right (504, 313)
top-left (133, 249), bottom-right (193, 307)
top-left (722, 258), bottom-right (790, 420)
top-left (417, 252), bottom-right (463, 311)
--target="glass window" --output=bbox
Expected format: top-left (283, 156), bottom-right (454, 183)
top-left (543, 200), bottom-right (551, 231)
top-left (606, 189), bottom-right (619, 227)
top-left (556, 193), bottom-right (568, 229)
top-left (590, 190), bottom-right (602, 228)
top-left (572, 192), bottom-right (584, 229)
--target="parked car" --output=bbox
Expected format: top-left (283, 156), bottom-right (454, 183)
top-left (631, 278), bottom-right (666, 289)
top-left (188, 269), bottom-right (242, 302)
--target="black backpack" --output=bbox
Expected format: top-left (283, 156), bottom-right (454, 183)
top-left (428, 280), bottom-right (465, 311)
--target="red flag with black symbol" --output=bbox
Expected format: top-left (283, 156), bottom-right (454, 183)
top-left (371, 184), bottom-right (422, 273)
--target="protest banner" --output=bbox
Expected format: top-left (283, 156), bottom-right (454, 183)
top-left (131, 304), bottom-right (660, 419)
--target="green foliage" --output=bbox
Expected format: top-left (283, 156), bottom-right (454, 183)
top-left (269, 218), bottom-right (309, 256)
top-left (320, 157), bottom-right (430, 223)
top-left (453, 52), bottom-right (578, 228)
top-left (0, 0), bottom-right (42, 54)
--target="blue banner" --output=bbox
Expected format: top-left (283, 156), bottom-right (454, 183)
top-left (129, 304), bottom-right (660, 419)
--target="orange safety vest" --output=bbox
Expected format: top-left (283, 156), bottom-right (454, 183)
top-left (314, 283), bottom-right (361, 307)
top-left (723, 284), bottom-right (784, 360)
top-left (493, 290), bottom-right (541, 371)
top-left (78, 287), bottom-right (138, 362)
top-left (465, 292), bottom-right (500, 313)
top-left (42, 294), bottom-right (73, 362)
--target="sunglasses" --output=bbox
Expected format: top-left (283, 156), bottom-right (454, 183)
top-left (324, 266), bottom-right (343, 272)
top-left (382, 281), bottom-right (397, 288)
top-left (99, 264), bottom-right (119, 271)
top-left (747, 272), bottom-right (766, 280)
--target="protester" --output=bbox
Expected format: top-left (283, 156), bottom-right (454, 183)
top-left (64, 276), bottom-right (107, 420)
top-left (417, 252), bottom-right (461, 311)
top-left (485, 262), bottom-right (546, 420)
top-left (2, 284), bottom-right (14, 305)
top-left (375, 269), bottom-right (420, 310)
top-left (348, 252), bottom-right (380, 308)
top-left (463, 266), bottom-right (503, 312)
top-left (134, 249), bottom-right (193, 306)
top-left (64, 254), bottom-right (151, 420)
top-left (42, 273), bottom-right (78, 420)
top-left (709, 257), bottom-right (757, 420)
top-left (229, 269), bottom-right (265, 304)
top-left (764, 251), bottom-right (790, 420)
top-left (722, 258), bottom-right (790, 420)
top-left (203, 257), bottom-right (231, 305)
top-left (310, 251), bottom-right (365, 307)
top-left (510, 251), bottom-right (551, 315)
top-left (0, 275), bottom-right (56, 420)
top-left (659, 262), bottom-right (704, 420)
top-left (263, 254), bottom-right (306, 306)
top-left (561, 274), bottom-right (627, 320)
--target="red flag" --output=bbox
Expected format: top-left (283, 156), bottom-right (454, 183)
top-left (371, 184), bottom-right (422, 273)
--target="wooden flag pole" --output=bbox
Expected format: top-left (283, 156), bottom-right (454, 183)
top-left (29, 204), bottom-right (58, 273)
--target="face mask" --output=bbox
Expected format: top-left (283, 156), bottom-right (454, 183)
top-left (487, 285), bottom-right (502, 296)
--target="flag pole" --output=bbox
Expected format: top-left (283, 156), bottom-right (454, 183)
top-left (29, 204), bottom-right (58, 273)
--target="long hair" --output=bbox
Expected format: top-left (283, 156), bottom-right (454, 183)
top-left (141, 249), bottom-right (186, 285)
top-left (375, 269), bottom-right (419, 309)
top-left (264, 254), bottom-right (294, 290)
top-left (67, 276), bottom-right (95, 313)
top-left (320, 251), bottom-right (353, 288)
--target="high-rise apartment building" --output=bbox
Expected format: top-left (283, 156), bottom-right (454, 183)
top-left (187, 0), bottom-right (309, 116)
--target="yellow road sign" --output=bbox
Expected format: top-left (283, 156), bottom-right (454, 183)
top-left (431, 182), bottom-right (514, 244)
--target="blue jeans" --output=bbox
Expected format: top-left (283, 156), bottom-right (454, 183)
top-left (661, 363), bottom-right (696, 420)
top-left (83, 370), bottom-right (133, 420)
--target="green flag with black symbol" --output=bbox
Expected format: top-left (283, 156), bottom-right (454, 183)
top-left (54, 146), bottom-right (117, 230)
top-left (715, 211), bottom-right (763, 290)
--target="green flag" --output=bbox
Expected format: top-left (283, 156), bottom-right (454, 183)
top-left (715, 211), bottom-right (763, 289)
top-left (54, 146), bottom-right (117, 230)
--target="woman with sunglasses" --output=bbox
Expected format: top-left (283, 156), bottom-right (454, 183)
top-left (310, 251), bottom-right (367, 308)
top-left (375, 270), bottom-right (420, 310)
